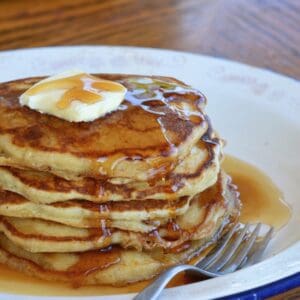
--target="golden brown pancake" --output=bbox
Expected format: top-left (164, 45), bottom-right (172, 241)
top-left (0, 189), bottom-right (191, 228)
top-left (0, 231), bottom-right (218, 286)
top-left (0, 132), bottom-right (221, 203)
top-left (0, 75), bottom-right (208, 181)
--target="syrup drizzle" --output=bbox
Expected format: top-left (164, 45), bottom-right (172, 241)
top-left (122, 77), bottom-right (205, 122)
top-left (222, 155), bottom-right (291, 229)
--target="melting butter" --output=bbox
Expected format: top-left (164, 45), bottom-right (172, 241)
top-left (19, 70), bottom-right (127, 122)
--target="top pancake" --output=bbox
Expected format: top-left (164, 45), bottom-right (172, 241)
top-left (0, 75), bottom-right (208, 181)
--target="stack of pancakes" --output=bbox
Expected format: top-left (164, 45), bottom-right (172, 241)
top-left (0, 75), bottom-right (240, 286)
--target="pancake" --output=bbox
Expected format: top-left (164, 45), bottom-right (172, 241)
top-left (0, 229), bottom-right (221, 286)
top-left (0, 190), bottom-right (191, 228)
top-left (0, 75), bottom-right (208, 181)
top-left (0, 132), bottom-right (221, 204)
top-left (0, 172), bottom-right (240, 253)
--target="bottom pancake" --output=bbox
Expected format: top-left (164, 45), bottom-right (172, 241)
top-left (0, 221), bottom-right (231, 286)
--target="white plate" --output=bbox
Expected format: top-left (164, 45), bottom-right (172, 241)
top-left (0, 46), bottom-right (299, 300)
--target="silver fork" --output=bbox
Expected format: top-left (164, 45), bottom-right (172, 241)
top-left (134, 223), bottom-right (274, 300)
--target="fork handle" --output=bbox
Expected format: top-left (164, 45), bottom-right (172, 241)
top-left (133, 264), bottom-right (217, 300)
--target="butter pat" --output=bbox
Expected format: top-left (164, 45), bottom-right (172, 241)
top-left (19, 70), bottom-right (127, 122)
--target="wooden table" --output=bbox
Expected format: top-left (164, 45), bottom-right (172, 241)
top-left (0, 0), bottom-right (299, 80)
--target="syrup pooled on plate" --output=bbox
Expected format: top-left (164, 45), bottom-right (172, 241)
top-left (0, 155), bottom-right (291, 296)
top-left (222, 155), bottom-right (291, 229)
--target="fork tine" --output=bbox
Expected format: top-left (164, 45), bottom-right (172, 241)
top-left (221, 223), bottom-right (262, 273)
top-left (197, 223), bottom-right (239, 269)
top-left (245, 226), bottom-right (274, 266)
top-left (207, 223), bottom-right (251, 272)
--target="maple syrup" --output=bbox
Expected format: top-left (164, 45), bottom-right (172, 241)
top-left (222, 155), bottom-right (291, 229)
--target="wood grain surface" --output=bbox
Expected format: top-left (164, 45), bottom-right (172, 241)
top-left (0, 0), bottom-right (299, 79)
